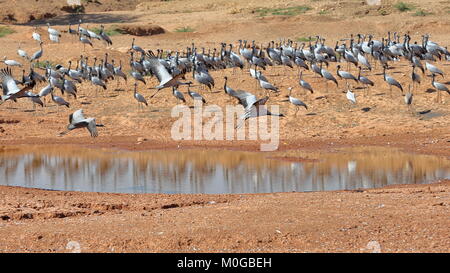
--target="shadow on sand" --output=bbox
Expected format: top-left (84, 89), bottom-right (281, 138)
top-left (20, 13), bottom-right (139, 26)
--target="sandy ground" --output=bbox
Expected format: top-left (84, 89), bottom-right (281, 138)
top-left (0, 179), bottom-right (449, 253)
top-left (0, 0), bottom-right (449, 252)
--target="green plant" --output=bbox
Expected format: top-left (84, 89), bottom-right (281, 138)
top-left (394, 2), bottom-right (414, 12)
top-left (379, 9), bottom-right (389, 16)
top-left (255, 5), bottom-right (311, 17)
top-left (0, 26), bottom-right (14, 38)
top-left (412, 9), bottom-right (431, 16)
top-left (33, 60), bottom-right (55, 69)
top-left (91, 26), bottom-right (124, 36)
top-left (296, 36), bottom-right (313, 42)
top-left (175, 26), bottom-right (194, 32)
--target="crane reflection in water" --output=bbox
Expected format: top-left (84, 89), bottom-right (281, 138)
top-left (0, 146), bottom-right (449, 194)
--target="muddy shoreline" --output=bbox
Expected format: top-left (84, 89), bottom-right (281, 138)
top-left (1, 0), bottom-right (450, 253)
top-left (1, 134), bottom-right (449, 252)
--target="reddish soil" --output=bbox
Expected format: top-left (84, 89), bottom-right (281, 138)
top-left (0, 0), bottom-right (449, 252)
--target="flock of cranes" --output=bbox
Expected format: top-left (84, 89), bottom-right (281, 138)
top-left (1, 21), bottom-right (449, 137)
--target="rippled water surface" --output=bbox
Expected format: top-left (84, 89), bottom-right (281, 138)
top-left (0, 146), bottom-right (448, 194)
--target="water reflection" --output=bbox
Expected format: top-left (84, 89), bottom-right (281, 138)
top-left (0, 146), bottom-right (449, 194)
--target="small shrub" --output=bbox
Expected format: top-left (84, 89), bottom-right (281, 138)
top-left (0, 26), bottom-right (14, 38)
top-left (379, 9), bottom-right (389, 16)
top-left (394, 2), bottom-right (414, 12)
top-left (91, 26), bottom-right (124, 36)
top-left (412, 9), bottom-right (431, 16)
top-left (296, 37), bottom-right (313, 42)
top-left (175, 26), bottom-right (194, 32)
top-left (255, 5), bottom-right (311, 17)
top-left (34, 60), bottom-right (55, 69)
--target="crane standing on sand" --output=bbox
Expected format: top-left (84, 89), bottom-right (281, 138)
top-left (431, 74), bottom-right (449, 103)
top-left (1, 26), bottom-right (450, 138)
top-left (383, 66), bottom-right (403, 97)
top-left (404, 84), bottom-right (414, 115)
top-left (357, 66), bottom-right (374, 96)
top-left (282, 87), bottom-right (308, 115)
top-left (133, 82), bottom-right (148, 109)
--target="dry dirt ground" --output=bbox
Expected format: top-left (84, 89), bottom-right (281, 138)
top-left (0, 0), bottom-right (449, 252)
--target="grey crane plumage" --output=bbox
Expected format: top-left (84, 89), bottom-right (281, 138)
top-left (47, 23), bottom-right (61, 43)
top-left (188, 85), bottom-right (206, 104)
top-left (228, 44), bottom-right (244, 70)
top-left (133, 83), bottom-right (148, 107)
top-left (66, 61), bottom-right (83, 83)
top-left (223, 76), bottom-right (238, 99)
top-left (0, 67), bottom-right (32, 103)
top-left (26, 91), bottom-right (44, 108)
top-left (337, 65), bottom-right (358, 84)
top-left (30, 42), bottom-right (43, 62)
top-left (193, 64), bottom-right (215, 91)
top-left (17, 43), bottom-right (29, 61)
top-left (249, 68), bottom-right (268, 83)
top-left (320, 63), bottom-right (338, 91)
top-left (282, 87), bottom-right (307, 115)
top-left (60, 109), bottom-right (103, 138)
top-left (431, 74), bottom-right (449, 103)
top-left (112, 60), bottom-right (127, 85)
top-left (2, 56), bottom-right (22, 67)
top-left (172, 87), bottom-right (186, 103)
top-left (49, 76), bottom-right (64, 92)
top-left (79, 33), bottom-right (93, 51)
top-left (68, 24), bottom-right (78, 36)
top-left (294, 56), bottom-right (309, 70)
top-left (404, 84), bottom-right (414, 115)
top-left (146, 51), bottom-right (188, 93)
top-left (131, 70), bottom-right (146, 85)
top-left (90, 71), bottom-right (107, 91)
top-left (280, 48), bottom-right (294, 69)
top-left (299, 71), bottom-right (313, 94)
top-left (404, 92), bottom-right (413, 106)
top-left (29, 68), bottom-right (45, 83)
top-left (237, 96), bottom-right (284, 129)
top-left (383, 66), bottom-right (403, 96)
top-left (357, 52), bottom-right (371, 71)
top-left (99, 25), bottom-right (113, 46)
top-left (357, 66), bottom-right (374, 96)
top-left (38, 83), bottom-right (53, 98)
top-left (411, 66), bottom-right (421, 94)
top-left (62, 75), bottom-right (77, 98)
top-left (47, 23), bottom-right (60, 37)
top-left (51, 91), bottom-right (70, 108)
top-left (343, 48), bottom-right (358, 68)
top-left (259, 78), bottom-right (279, 94)
top-left (425, 62), bottom-right (444, 78)
top-left (411, 56), bottom-right (424, 74)
top-left (131, 38), bottom-right (145, 54)
top-left (311, 62), bottom-right (322, 77)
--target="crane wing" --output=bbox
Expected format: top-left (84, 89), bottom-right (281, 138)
top-left (234, 90), bottom-right (257, 108)
top-left (70, 109), bottom-right (86, 124)
top-left (0, 67), bottom-right (21, 96)
top-left (146, 51), bottom-right (173, 85)
top-left (87, 119), bottom-right (98, 137)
